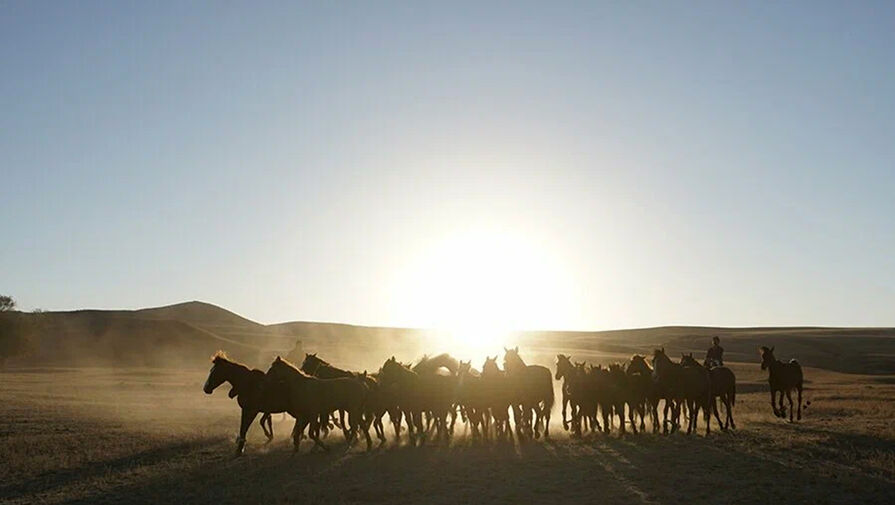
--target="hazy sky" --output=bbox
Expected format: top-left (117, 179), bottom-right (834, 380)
top-left (3, 2), bottom-right (894, 330)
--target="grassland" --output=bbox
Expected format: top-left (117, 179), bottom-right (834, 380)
top-left (2, 356), bottom-right (893, 505)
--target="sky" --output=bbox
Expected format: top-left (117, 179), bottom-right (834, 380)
top-left (2, 1), bottom-right (894, 330)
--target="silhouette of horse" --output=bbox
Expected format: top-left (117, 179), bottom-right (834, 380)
top-left (681, 353), bottom-right (737, 430)
top-left (266, 356), bottom-right (372, 452)
top-left (555, 354), bottom-right (577, 431)
top-left (626, 355), bottom-right (659, 433)
top-left (503, 347), bottom-right (554, 439)
top-left (300, 353), bottom-right (358, 435)
top-left (413, 353), bottom-right (460, 434)
top-left (413, 353), bottom-right (459, 375)
top-left (203, 351), bottom-right (291, 456)
top-left (652, 348), bottom-right (711, 435)
top-left (378, 356), bottom-right (455, 446)
top-left (482, 356), bottom-right (514, 440)
top-left (759, 346), bottom-right (805, 422)
top-left (456, 360), bottom-right (488, 440)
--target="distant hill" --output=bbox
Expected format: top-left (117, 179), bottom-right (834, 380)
top-left (2, 301), bottom-right (893, 374)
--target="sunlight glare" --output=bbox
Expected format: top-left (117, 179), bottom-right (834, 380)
top-left (393, 226), bottom-right (578, 364)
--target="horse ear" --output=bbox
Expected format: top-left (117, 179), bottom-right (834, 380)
top-left (661, 347), bottom-right (665, 353)
top-left (514, 346), bottom-right (519, 353)
top-left (504, 347), bottom-right (509, 352)
top-left (771, 346), bottom-right (775, 353)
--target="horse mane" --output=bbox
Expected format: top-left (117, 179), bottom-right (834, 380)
top-left (413, 353), bottom-right (458, 374)
top-left (211, 350), bottom-right (249, 369)
top-left (304, 353), bottom-right (332, 366)
top-left (273, 356), bottom-right (313, 377)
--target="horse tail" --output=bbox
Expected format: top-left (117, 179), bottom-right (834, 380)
top-left (730, 383), bottom-right (736, 407)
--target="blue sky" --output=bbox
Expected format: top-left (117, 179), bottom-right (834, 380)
top-left (2, 2), bottom-right (894, 329)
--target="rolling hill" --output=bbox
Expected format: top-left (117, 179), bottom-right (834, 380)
top-left (2, 301), bottom-right (894, 373)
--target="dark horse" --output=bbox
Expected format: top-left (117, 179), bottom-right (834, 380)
top-left (267, 356), bottom-right (372, 452)
top-left (378, 356), bottom-right (455, 446)
top-left (681, 353), bottom-right (737, 430)
top-left (504, 347), bottom-right (554, 439)
top-left (652, 348), bottom-right (711, 435)
top-left (203, 351), bottom-right (290, 456)
top-left (759, 346), bottom-right (804, 422)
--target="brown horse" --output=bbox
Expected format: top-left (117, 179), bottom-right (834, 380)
top-left (555, 354), bottom-right (577, 431)
top-left (456, 360), bottom-right (489, 440)
top-left (504, 347), bottom-right (554, 439)
top-left (626, 355), bottom-right (659, 433)
top-left (202, 351), bottom-right (291, 456)
top-left (482, 356), bottom-right (514, 440)
top-left (378, 356), bottom-right (455, 446)
top-left (300, 353), bottom-right (361, 436)
top-left (266, 356), bottom-right (372, 452)
top-left (413, 353), bottom-right (460, 434)
top-left (759, 346), bottom-right (804, 422)
top-left (681, 353), bottom-right (737, 430)
top-left (652, 348), bottom-right (711, 435)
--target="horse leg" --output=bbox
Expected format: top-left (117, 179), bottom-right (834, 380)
top-left (712, 397), bottom-right (724, 430)
top-left (727, 393), bottom-right (736, 429)
top-left (360, 411), bottom-right (373, 451)
top-left (769, 389), bottom-right (779, 417)
top-left (292, 417), bottom-right (308, 453)
top-left (703, 395), bottom-right (711, 435)
top-left (309, 417), bottom-right (329, 452)
top-left (235, 409), bottom-right (257, 456)
top-left (785, 389), bottom-right (795, 423)
top-left (797, 386), bottom-right (803, 421)
top-left (259, 412), bottom-right (274, 443)
top-left (778, 390), bottom-right (787, 418)
top-left (391, 410), bottom-right (403, 442)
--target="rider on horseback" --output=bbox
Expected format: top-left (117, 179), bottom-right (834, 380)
top-left (705, 336), bottom-right (724, 368)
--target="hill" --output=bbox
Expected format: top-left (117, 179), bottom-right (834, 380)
top-left (1, 301), bottom-right (894, 373)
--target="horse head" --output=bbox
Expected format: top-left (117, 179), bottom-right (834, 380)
top-left (555, 354), bottom-right (573, 380)
top-left (626, 355), bottom-right (651, 375)
top-left (680, 353), bottom-right (700, 368)
top-left (503, 346), bottom-right (525, 372)
top-left (759, 346), bottom-right (775, 370)
top-left (482, 355), bottom-right (501, 376)
top-left (203, 350), bottom-right (231, 394)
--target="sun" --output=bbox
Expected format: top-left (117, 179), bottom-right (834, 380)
top-left (392, 226), bottom-right (577, 364)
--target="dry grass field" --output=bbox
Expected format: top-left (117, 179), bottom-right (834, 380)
top-left (2, 354), bottom-right (893, 505)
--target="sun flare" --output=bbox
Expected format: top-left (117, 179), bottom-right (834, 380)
top-left (393, 226), bottom-right (578, 364)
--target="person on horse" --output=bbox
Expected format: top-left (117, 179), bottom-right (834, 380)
top-left (705, 336), bottom-right (724, 368)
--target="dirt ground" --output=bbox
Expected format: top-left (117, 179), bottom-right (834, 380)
top-left (1, 362), bottom-right (893, 505)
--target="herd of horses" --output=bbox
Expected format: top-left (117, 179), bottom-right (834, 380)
top-left (202, 345), bottom-right (806, 456)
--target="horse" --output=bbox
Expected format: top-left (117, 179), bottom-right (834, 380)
top-left (266, 356), bottom-right (372, 452)
top-left (652, 348), bottom-right (711, 435)
top-left (555, 354), bottom-right (577, 431)
top-left (378, 356), bottom-right (455, 446)
top-left (300, 352), bottom-right (357, 434)
top-left (626, 355), bottom-right (659, 433)
top-left (456, 360), bottom-right (488, 440)
top-left (759, 346), bottom-right (804, 422)
top-left (482, 356), bottom-right (514, 440)
top-left (202, 351), bottom-right (291, 456)
top-left (681, 353), bottom-right (737, 430)
top-left (413, 353), bottom-right (460, 434)
top-left (412, 353), bottom-right (459, 375)
top-left (503, 347), bottom-right (554, 439)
